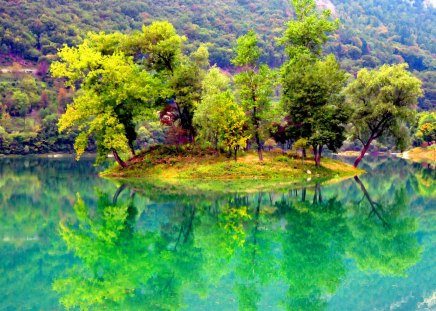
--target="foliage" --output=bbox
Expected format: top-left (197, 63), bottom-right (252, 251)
top-left (233, 31), bottom-right (275, 160)
top-left (194, 67), bottom-right (250, 158)
top-left (280, 0), bottom-right (350, 166)
top-left (52, 32), bottom-right (162, 164)
top-left (278, 0), bottom-right (339, 58)
top-left (346, 63), bottom-right (423, 166)
top-left (0, 0), bottom-right (434, 156)
top-left (413, 111), bottom-right (436, 145)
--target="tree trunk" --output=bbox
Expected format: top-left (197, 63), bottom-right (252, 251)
top-left (234, 146), bottom-right (238, 161)
top-left (253, 105), bottom-right (263, 161)
top-left (314, 145), bottom-right (322, 167)
top-left (257, 146), bottom-right (263, 161)
top-left (354, 176), bottom-right (390, 228)
top-left (113, 184), bottom-right (127, 204)
top-left (112, 149), bottom-right (127, 168)
top-left (129, 143), bottom-right (135, 157)
top-left (354, 137), bottom-right (374, 168)
top-left (36, 34), bottom-right (41, 50)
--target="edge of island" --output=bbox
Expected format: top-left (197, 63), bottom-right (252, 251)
top-left (101, 146), bottom-right (365, 193)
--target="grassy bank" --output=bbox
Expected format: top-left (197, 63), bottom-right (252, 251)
top-left (401, 146), bottom-right (436, 163)
top-left (102, 146), bottom-right (363, 192)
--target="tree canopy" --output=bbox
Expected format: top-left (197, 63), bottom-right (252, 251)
top-left (52, 36), bottom-right (161, 166)
top-left (346, 63), bottom-right (423, 167)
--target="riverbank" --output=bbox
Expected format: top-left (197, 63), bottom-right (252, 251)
top-left (400, 147), bottom-right (435, 162)
top-left (102, 146), bottom-right (363, 191)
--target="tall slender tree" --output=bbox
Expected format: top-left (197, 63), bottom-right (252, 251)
top-left (232, 31), bottom-right (274, 161)
top-left (193, 67), bottom-right (249, 160)
top-left (280, 0), bottom-right (349, 166)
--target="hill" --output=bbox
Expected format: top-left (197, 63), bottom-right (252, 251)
top-left (0, 0), bottom-right (434, 155)
top-left (0, 0), bottom-right (434, 108)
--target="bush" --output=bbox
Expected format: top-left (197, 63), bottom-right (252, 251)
top-left (274, 155), bottom-right (291, 163)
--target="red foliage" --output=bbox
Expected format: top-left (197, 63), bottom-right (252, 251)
top-left (165, 125), bottom-right (189, 145)
top-left (36, 61), bottom-right (49, 76)
top-left (159, 104), bottom-right (178, 126)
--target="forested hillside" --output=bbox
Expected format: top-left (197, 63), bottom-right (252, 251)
top-left (1, 1), bottom-right (434, 68)
top-left (0, 0), bottom-right (434, 155)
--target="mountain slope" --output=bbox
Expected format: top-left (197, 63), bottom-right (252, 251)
top-left (0, 0), bottom-right (435, 108)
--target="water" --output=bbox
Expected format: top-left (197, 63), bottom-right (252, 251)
top-left (0, 156), bottom-right (434, 310)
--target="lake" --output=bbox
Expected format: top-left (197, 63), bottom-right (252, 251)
top-left (0, 156), bottom-right (434, 310)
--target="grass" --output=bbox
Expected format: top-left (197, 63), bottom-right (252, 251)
top-left (102, 145), bottom-right (364, 193)
top-left (402, 146), bottom-right (436, 163)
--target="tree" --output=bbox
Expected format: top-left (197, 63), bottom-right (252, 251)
top-left (130, 22), bottom-right (208, 141)
top-left (52, 36), bottom-right (160, 166)
top-left (168, 45), bottom-right (209, 141)
top-left (279, 0), bottom-right (348, 166)
top-left (193, 67), bottom-right (249, 160)
top-left (232, 31), bottom-right (274, 161)
top-left (414, 111), bottom-right (436, 145)
top-left (11, 90), bottom-right (31, 131)
top-left (284, 55), bottom-right (350, 166)
top-left (345, 64), bottom-right (423, 167)
top-left (135, 21), bottom-right (186, 74)
top-left (278, 0), bottom-right (339, 59)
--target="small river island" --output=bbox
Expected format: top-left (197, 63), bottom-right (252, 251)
top-left (102, 146), bottom-right (364, 192)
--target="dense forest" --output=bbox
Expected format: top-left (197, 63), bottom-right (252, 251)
top-left (0, 0), bottom-right (435, 156)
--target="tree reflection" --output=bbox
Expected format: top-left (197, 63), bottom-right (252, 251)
top-left (54, 190), bottom-right (203, 310)
top-left (54, 181), bottom-right (422, 310)
top-left (348, 177), bottom-right (422, 276)
top-left (277, 190), bottom-right (350, 310)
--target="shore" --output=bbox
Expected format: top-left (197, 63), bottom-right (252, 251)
top-left (102, 148), bottom-right (364, 192)
top-left (399, 147), bottom-right (436, 163)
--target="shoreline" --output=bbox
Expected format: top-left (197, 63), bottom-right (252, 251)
top-left (102, 150), bottom-right (364, 192)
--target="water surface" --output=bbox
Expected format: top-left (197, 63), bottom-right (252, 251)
top-left (0, 156), bottom-right (434, 310)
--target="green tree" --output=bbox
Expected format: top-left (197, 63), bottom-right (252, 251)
top-left (278, 0), bottom-right (339, 59)
top-left (135, 21), bottom-right (186, 74)
top-left (131, 22), bottom-right (208, 141)
top-left (282, 57), bottom-right (349, 166)
top-left (11, 90), bottom-right (31, 131)
top-left (287, 55), bottom-right (350, 166)
top-left (345, 64), bottom-right (423, 167)
top-left (280, 0), bottom-right (349, 166)
top-left (193, 67), bottom-right (249, 160)
top-left (51, 35), bottom-right (160, 166)
top-left (169, 45), bottom-right (209, 140)
top-left (232, 31), bottom-right (274, 161)
top-left (414, 111), bottom-right (436, 144)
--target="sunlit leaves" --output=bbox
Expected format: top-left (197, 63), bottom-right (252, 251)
top-left (279, 0), bottom-right (339, 58)
top-left (346, 64), bottom-right (423, 150)
top-left (52, 33), bottom-right (161, 164)
top-left (194, 67), bottom-right (250, 153)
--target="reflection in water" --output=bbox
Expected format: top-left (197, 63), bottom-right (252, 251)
top-left (0, 156), bottom-right (434, 310)
top-left (54, 179), bottom-right (422, 310)
top-left (350, 177), bottom-right (422, 276)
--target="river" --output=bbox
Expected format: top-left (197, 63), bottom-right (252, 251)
top-left (0, 156), bottom-right (434, 310)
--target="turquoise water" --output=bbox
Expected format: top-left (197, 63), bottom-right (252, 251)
top-left (0, 156), bottom-right (434, 310)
